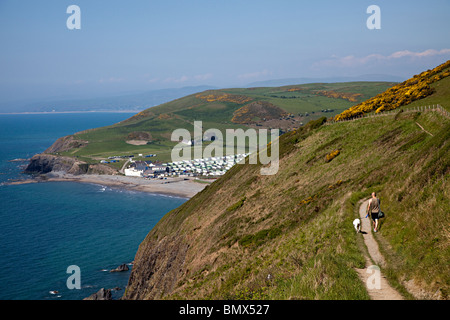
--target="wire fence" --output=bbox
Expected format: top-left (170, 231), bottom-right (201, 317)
top-left (325, 104), bottom-right (449, 125)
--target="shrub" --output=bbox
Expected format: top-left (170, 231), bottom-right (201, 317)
top-left (325, 149), bottom-right (341, 163)
top-left (196, 92), bottom-right (252, 104)
top-left (226, 197), bottom-right (246, 212)
top-left (238, 227), bottom-right (283, 248)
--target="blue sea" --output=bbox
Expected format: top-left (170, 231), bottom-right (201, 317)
top-left (0, 113), bottom-right (187, 300)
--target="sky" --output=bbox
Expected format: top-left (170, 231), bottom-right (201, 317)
top-left (1, 0), bottom-right (450, 103)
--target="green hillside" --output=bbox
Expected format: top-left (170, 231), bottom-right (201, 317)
top-left (50, 82), bottom-right (395, 165)
top-left (123, 64), bottom-right (449, 300)
top-left (407, 74), bottom-right (450, 111)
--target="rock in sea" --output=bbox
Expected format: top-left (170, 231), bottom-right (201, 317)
top-left (110, 263), bottom-right (129, 273)
top-left (83, 288), bottom-right (112, 300)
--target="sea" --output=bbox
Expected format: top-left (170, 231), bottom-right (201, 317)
top-left (0, 113), bottom-right (187, 300)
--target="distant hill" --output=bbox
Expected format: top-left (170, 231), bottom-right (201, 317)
top-left (231, 101), bottom-right (289, 124)
top-left (0, 85), bottom-right (216, 113)
top-left (247, 74), bottom-right (405, 88)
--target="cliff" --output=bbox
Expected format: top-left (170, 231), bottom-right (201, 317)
top-left (24, 135), bottom-right (117, 176)
top-left (24, 153), bottom-right (117, 176)
top-left (25, 154), bottom-right (89, 175)
top-left (43, 135), bottom-right (88, 154)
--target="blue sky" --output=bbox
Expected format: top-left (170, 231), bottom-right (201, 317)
top-left (1, 0), bottom-right (450, 102)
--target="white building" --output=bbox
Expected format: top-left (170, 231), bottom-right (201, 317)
top-left (124, 168), bottom-right (144, 177)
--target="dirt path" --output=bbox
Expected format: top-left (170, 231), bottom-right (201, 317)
top-left (415, 121), bottom-right (434, 136)
top-left (119, 159), bottom-right (130, 174)
top-left (355, 199), bottom-right (404, 300)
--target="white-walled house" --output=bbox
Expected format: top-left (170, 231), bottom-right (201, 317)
top-left (124, 167), bottom-right (144, 177)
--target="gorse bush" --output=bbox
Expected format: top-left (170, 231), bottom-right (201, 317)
top-left (196, 92), bottom-right (253, 104)
top-left (298, 195), bottom-right (316, 206)
top-left (326, 149), bottom-right (340, 163)
top-left (313, 90), bottom-right (363, 103)
top-left (334, 60), bottom-right (450, 121)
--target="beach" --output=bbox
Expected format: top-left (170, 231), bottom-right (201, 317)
top-left (7, 173), bottom-right (211, 198)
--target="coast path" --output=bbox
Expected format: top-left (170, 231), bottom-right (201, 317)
top-left (119, 159), bottom-right (131, 174)
top-left (355, 199), bottom-right (404, 300)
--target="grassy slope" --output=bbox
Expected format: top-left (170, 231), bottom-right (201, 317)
top-left (125, 105), bottom-right (449, 299)
top-left (55, 82), bottom-right (394, 163)
top-left (407, 75), bottom-right (450, 111)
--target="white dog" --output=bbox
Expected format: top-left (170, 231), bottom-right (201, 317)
top-left (353, 218), bottom-right (361, 233)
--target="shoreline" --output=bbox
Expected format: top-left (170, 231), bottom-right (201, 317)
top-left (6, 173), bottom-right (212, 198)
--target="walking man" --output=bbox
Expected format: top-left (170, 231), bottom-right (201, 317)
top-left (366, 192), bottom-right (381, 232)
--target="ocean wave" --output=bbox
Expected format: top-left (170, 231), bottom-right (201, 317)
top-left (8, 158), bottom-right (30, 163)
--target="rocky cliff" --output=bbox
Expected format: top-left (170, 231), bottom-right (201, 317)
top-left (125, 234), bottom-right (190, 299)
top-left (43, 135), bottom-right (88, 154)
top-left (25, 154), bottom-right (89, 175)
top-left (25, 153), bottom-right (118, 175)
top-left (24, 135), bottom-right (117, 176)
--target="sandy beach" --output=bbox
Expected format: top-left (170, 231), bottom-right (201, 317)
top-left (6, 173), bottom-right (212, 198)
